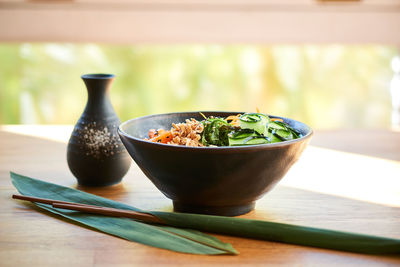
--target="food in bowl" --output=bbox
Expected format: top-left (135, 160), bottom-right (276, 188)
top-left (118, 111), bottom-right (312, 216)
top-left (145, 112), bottom-right (301, 147)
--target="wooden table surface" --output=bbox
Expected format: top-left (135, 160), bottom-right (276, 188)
top-left (0, 125), bottom-right (399, 266)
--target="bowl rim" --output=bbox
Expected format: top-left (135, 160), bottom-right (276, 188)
top-left (118, 111), bottom-right (313, 151)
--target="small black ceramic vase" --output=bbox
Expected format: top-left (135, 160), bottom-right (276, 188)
top-left (67, 74), bottom-right (131, 186)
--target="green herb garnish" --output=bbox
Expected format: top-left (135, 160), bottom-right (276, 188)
top-left (200, 113), bottom-right (301, 147)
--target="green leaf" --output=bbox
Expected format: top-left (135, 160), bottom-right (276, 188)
top-left (151, 212), bottom-right (400, 255)
top-left (10, 172), bottom-right (238, 255)
top-left (12, 172), bottom-right (400, 255)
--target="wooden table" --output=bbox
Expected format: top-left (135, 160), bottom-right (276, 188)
top-left (0, 125), bottom-right (399, 266)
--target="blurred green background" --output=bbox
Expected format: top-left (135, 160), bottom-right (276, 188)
top-left (0, 43), bottom-right (397, 128)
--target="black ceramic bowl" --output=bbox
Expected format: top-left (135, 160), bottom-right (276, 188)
top-left (118, 111), bottom-right (312, 216)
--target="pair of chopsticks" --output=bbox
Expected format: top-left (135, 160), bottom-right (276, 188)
top-left (12, 194), bottom-right (165, 225)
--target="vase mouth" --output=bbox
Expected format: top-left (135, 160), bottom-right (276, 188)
top-left (81, 74), bottom-right (115, 79)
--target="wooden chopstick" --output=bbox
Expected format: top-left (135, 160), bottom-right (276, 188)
top-left (51, 203), bottom-right (164, 224)
top-left (12, 194), bottom-right (165, 225)
top-left (12, 194), bottom-right (90, 207)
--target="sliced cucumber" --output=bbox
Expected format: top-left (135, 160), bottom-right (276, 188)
top-left (228, 129), bottom-right (257, 146)
top-left (239, 113), bottom-right (269, 134)
top-left (244, 136), bottom-right (270, 145)
top-left (268, 121), bottom-right (286, 130)
top-left (229, 128), bottom-right (255, 139)
top-left (266, 129), bottom-right (282, 143)
top-left (268, 120), bottom-right (301, 141)
top-left (275, 129), bottom-right (293, 140)
top-left (200, 113), bottom-right (302, 146)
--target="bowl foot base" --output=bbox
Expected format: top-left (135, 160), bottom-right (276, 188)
top-left (173, 201), bottom-right (255, 216)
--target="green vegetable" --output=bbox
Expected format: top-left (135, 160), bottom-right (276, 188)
top-left (228, 129), bottom-right (270, 146)
top-left (228, 129), bottom-right (257, 146)
top-left (267, 121), bottom-right (301, 143)
top-left (244, 136), bottom-right (270, 145)
top-left (199, 113), bottom-right (301, 147)
top-left (201, 118), bottom-right (237, 146)
top-left (239, 113), bottom-right (269, 134)
top-left (268, 121), bottom-right (286, 130)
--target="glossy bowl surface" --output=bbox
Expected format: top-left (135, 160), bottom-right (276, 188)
top-left (118, 111), bottom-right (312, 216)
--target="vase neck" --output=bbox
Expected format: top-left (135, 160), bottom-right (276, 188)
top-left (81, 74), bottom-right (117, 119)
